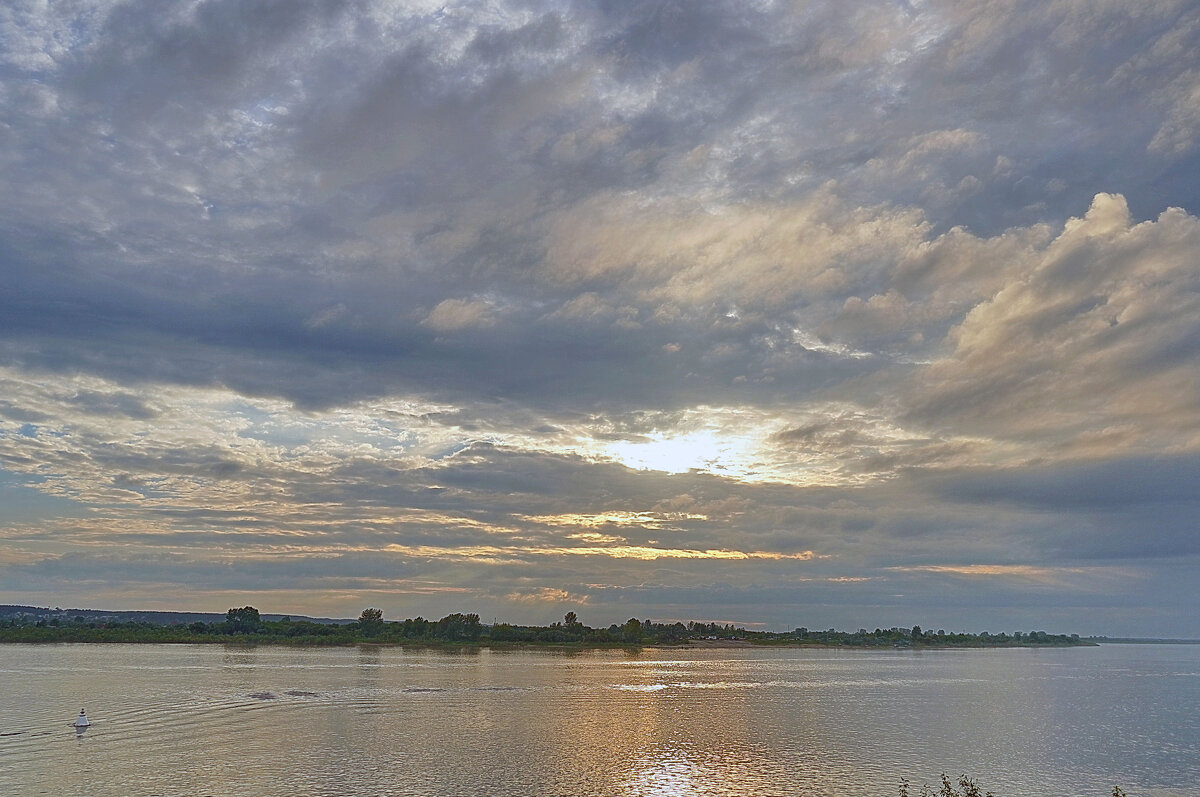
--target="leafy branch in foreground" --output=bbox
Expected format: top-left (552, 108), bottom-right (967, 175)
top-left (899, 775), bottom-right (1127, 797)
top-left (899, 773), bottom-right (993, 797)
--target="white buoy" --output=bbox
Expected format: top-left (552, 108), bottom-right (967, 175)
top-left (74, 709), bottom-right (90, 728)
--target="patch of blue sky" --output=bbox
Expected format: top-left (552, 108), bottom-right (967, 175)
top-left (5, 424), bottom-right (66, 440)
top-left (0, 470), bottom-right (82, 524)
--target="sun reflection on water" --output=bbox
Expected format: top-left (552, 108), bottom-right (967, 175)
top-left (620, 745), bottom-right (790, 797)
top-left (623, 753), bottom-right (706, 797)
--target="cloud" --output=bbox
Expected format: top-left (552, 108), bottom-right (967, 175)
top-left (891, 564), bottom-right (1091, 584)
top-left (0, 1), bottom-right (1198, 634)
top-left (541, 188), bottom-right (930, 310)
top-left (505, 587), bottom-right (588, 605)
top-left (1149, 75), bottom-right (1200, 156)
top-left (422, 298), bottom-right (498, 332)
top-left (906, 194), bottom-right (1200, 454)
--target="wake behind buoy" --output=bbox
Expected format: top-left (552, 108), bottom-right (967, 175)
top-left (74, 709), bottom-right (90, 728)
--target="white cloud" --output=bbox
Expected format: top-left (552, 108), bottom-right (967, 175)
top-left (541, 187), bottom-right (930, 311)
top-left (909, 194), bottom-right (1200, 454)
top-left (422, 298), bottom-right (498, 332)
top-left (1149, 74), bottom-right (1200, 156)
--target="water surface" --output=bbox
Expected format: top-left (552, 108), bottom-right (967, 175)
top-left (2, 643), bottom-right (1197, 796)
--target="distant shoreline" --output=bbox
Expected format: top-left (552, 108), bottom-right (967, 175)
top-left (1083, 637), bottom-right (1200, 645)
top-left (0, 628), bottom-right (1100, 650)
top-left (0, 604), bottom-right (1114, 649)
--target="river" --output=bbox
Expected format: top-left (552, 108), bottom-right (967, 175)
top-left (2, 642), bottom-right (1197, 796)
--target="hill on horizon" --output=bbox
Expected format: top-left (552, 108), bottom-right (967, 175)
top-left (0, 604), bottom-right (350, 626)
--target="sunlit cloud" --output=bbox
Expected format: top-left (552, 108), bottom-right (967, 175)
top-left (891, 565), bottom-right (1094, 586)
top-left (380, 543), bottom-right (819, 563)
top-left (505, 587), bottom-right (589, 605)
top-left (528, 511), bottom-right (707, 529)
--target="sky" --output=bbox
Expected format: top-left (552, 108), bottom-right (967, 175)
top-left (1, 0), bottom-right (1199, 637)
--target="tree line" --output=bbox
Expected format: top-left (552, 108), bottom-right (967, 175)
top-left (0, 607), bottom-right (1091, 648)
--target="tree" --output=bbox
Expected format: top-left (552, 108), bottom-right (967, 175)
top-left (359, 608), bottom-right (384, 636)
top-left (564, 611), bottom-right (579, 628)
top-left (225, 606), bottom-right (261, 633)
top-left (622, 617), bottom-right (644, 643)
top-left (435, 612), bottom-right (482, 641)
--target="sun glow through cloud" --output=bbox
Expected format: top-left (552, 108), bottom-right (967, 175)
top-left (602, 430), bottom-right (748, 475)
